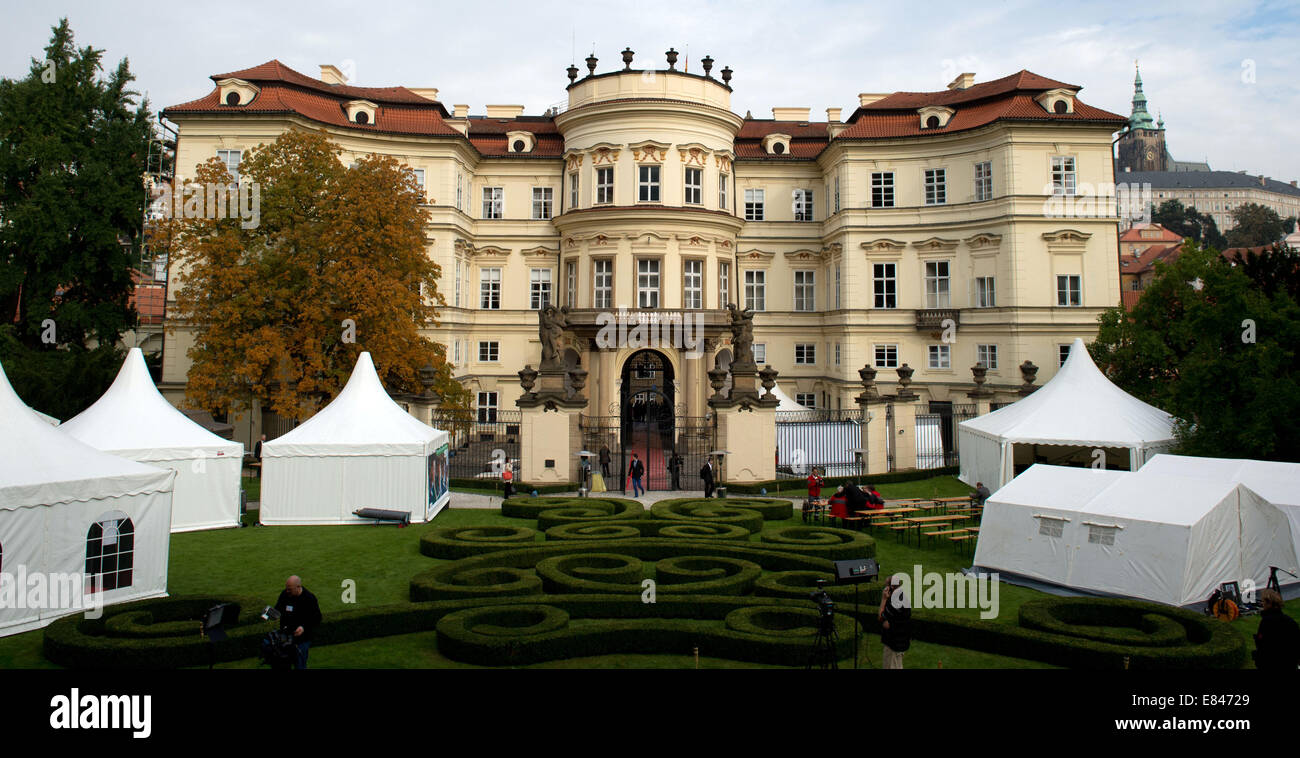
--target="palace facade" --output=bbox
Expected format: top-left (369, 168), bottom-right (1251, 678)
top-left (162, 51), bottom-right (1125, 450)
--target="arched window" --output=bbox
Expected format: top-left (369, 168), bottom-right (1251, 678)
top-left (225, 91), bottom-right (241, 106)
top-left (355, 111), bottom-right (370, 125)
top-left (926, 115), bottom-right (940, 129)
top-left (85, 512), bottom-right (134, 593)
top-left (1053, 99), bottom-right (1068, 114)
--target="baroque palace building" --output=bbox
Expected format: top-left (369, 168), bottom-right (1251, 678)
top-left (162, 51), bottom-right (1125, 454)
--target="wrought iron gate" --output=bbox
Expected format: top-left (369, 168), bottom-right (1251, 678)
top-left (431, 408), bottom-right (521, 481)
top-left (580, 413), bottom-right (715, 492)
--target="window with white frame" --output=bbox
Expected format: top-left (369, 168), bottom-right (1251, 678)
top-left (1051, 156), bottom-right (1077, 196)
top-left (480, 268), bottom-right (501, 310)
top-left (795, 343), bottom-right (816, 365)
top-left (871, 172), bottom-right (894, 208)
top-left (834, 343), bottom-right (841, 366)
top-left (454, 260), bottom-right (461, 307)
top-left (683, 259), bottom-right (703, 309)
top-left (1057, 274), bottom-right (1081, 306)
top-left (875, 344), bottom-right (899, 368)
top-left (482, 187), bottom-right (503, 219)
top-left (530, 268), bottom-right (552, 309)
top-left (532, 187), bottom-right (553, 220)
top-left (794, 189), bottom-right (814, 221)
top-left (478, 341), bottom-right (500, 362)
top-left (833, 174), bottom-right (841, 213)
top-left (718, 262), bottom-right (730, 306)
top-left (873, 263), bottom-right (897, 308)
top-left (975, 161), bottom-right (993, 202)
top-left (410, 168), bottom-right (425, 199)
top-left (975, 276), bottom-right (996, 308)
top-left (637, 259), bottom-right (660, 308)
top-left (924, 168), bottom-right (947, 205)
top-left (453, 340), bottom-right (461, 364)
top-left (566, 261), bottom-right (577, 308)
top-left (745, 189), bottom-right (765, 220)
top-left (85, 512), bottom-right (134, 593)
top-left (1059, 344), bottom-right (1072, 367)
top-left (596, 167), bottom-right (614, 204)
top-left (977, 344), bottom-right (998, 370)
top-left (684, 167), bottom-right (703, 205)
top-left (796, 393), bottom-right (817, 408)
top-left (928, 344), bottom-right (951, 369)
top-left (744, 270), bottom-right (766, 311)
top-left (793, 270), bottom-right (815, 311)
top-left (925, 261), bottom-right (951, 308)
top-left (719, 172), bottom-right (729, 210)
top-left (834, 264), bottom-right (842, 310)
top-left (638, 165), bottom-right (661, 202)
top-left (217, 149), bottom-right (241, 184)
top-left (456, 173), bottom-right (464, 210)
top-left (753, 343), bottom-right (766, 364)
top-left (477, 391), bottom-right (498, 423)
top-left (593, 259), bottom-right (613, 309)
top-left (569, 172), bottom-right (579, 208)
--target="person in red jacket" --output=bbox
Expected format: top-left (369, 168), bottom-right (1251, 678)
top-left (828, 486), bottom-right (849, 519)
top-left (807, 468), bottom-right (825, 500)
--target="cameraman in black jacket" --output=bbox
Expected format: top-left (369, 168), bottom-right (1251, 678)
top-left (275, 575), bottom-right (322, 670)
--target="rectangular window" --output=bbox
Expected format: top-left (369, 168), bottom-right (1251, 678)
top-left (454, 259), bottom-right (461, 307)
top-left (216, 149), bottom-right (241, 184)
top-left (479, 268), bottom-right (501, 310)
top-left (482, 187), bottom-right (503, 219)
top-left (924, 168), bottom-right (947, 205)
top-left (683, 259), bottom-right (703, 309)
top-left (596, 167), bottom-right (614, 204)
top-left (569, 172), bottom-right (579, 209)
top-left (1057, 274), bottom-right (1082, 306)
top-left (453, 340), bottom-right (461, 365)
top-left (1038, 518), bottom-right (1064, 538)
top-left (835, 264), bottom-right (842, 310)
top-left (975, 276), bottom-right (996, 308)
top-left (566, 261), bottom-right (577, 308)
top-left (478, 341), bottom-right (500, 362)
top-left (637, 259), bottom-right (660, 308)
top-left (796, 393), bottom-right (817, 408)
top-left (873, 263), bottom-right (897, 309)
top-left (532, 187), bottom-right (553, 220)
top-left (745, 189), bottom-right (765, 221)
top-left (410, 168), bottom-right (425, 198)
top-left (976, 344), bottom-right (998, 370)
top-left (530, 268), bottom-right (552, 310)
top-left (834, 174), bottom-right (841, 213)
top-left (874, 344), bottom-right (898, 368)
top-left (1059, 344), bottom-right (1072, 367)
top-left (744, 270), bottom-right (766, 311)
top-left (925, 261), bottom-right (951, 308)
top-left (476, 391), bottom-right (498, 424)
top-left (975, 161), bottom-right (992, 202)
top-left (794, 189), bottom-right (814, 221)
top-left (871, 172), bottom-right (894, 208)
top-left (456, 173), bottom-right (464, 210)
top-left (928, 344), bottom-right (951, 370)
top-left (834, 343), bottom-right (841, 366)
top-left (795, 343), bottom-right (816, 365)
top-left (1088, 525), bottom-right (1117, 546)
top-left (1052, 156), bottom-right (1077, 196)
top-left (684, 167), bottom-right (702, 205)
top-left (793, 270), bottom-right (816, 312)
top-left (718, 262), bottom-right (730, 307)
top-left (593, 260), bottom-right (613, 309)
top-left (719, 172), bottom-right (729, 210)
top-left (753, 343), bottom-right (766, 364)
top-left (638, 165), bottom-right (660, 202)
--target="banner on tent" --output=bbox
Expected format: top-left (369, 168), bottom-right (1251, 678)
top-left (427, 444), bottom-right (449, 519)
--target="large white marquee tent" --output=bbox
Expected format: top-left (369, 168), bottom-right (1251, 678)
top-left (0, 360), bottom-right (175, 637)
top-left (261, 352), bottom-right (450, 525)
top-left (959, 339), bottom-right (1177, 491)
top-left (973, 463), bottom-right (1300, 607)
top-left (61, 348), bottom-right (243, 532)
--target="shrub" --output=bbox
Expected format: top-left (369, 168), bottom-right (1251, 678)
top-left (420, 525), bottom-right (539, 559)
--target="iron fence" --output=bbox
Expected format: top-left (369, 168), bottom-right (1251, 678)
top-left (431, 408), bottom-right (521, 481)
top-left (775, 409), bottom-right (865, 480)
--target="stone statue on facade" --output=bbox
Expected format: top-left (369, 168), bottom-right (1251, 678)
top-left (538, 304), bottom-right (570, 370)
top-left (725, 303), bottom-right (756, 369)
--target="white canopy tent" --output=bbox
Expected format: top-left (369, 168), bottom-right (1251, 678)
top-left (61, 348), bottom-right (243, 532)
top-left (261, 352), bottom-right (450, 525)
top-left (0, 360), bottom-right (175, 637)
top-left (959, 339), bottom-right (1177, 491)
top-left (973, 464), bottom-right (1299, 607)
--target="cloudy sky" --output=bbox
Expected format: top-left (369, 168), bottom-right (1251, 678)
top-left (3, 0), bottom-right (1298, 180)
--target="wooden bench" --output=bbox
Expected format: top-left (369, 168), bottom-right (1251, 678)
top-left (949, 533), bottom-right (976, 554)
top-left (922, 527), bottom-right (963, 546)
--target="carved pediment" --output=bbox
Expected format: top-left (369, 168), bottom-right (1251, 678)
top-left (564, 151), bottom-right (585, 171)
top-left (675, 234), bottom-right (710, 247)
top-left (861, 238), bottom-right (908, 253)
top-left (915, 237), bottom-right (961, 253)
top-left (630, 140), bottom-right (671, 162)
top-left (632, 231), bottom-right (670, 249)
top-left (678, 144), bottom-right (710, 166)
top-left (738, 248), bottom-right (775, 264)
top-left (715, 153), bottom-right (733, 173)
top-left (964, 233), bottom-right (1003, 250)
top-left (1042, 229), bottom-right (1092, 244)
top-left (589, 143), bottom-right (622, 165)
top-left (522, 245), bottom-right (559, 264)
top-left (470, 245), bottom-right (511, 258)
top-left (783, 248), bottom-right (823, 262)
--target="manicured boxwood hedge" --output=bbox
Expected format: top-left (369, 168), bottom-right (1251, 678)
top-left (648, 501), bottom-right (764, 534)
top-left (544, 519), bottom-right (752, 542)
top-left (420, 525), bottom-right (540, 559)
top-left (501, 496), bottom-right (643, 522)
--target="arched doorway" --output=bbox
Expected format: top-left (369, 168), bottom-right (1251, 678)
top-left (621, 350), bottom-right (674, 489)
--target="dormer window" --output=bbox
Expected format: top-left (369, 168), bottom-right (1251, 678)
top-left (506, 131), bottom-right (536, 153)
top-left (344, 99), bottom-right (378, 125)
top-left (918, 106), bottom-right (955, 130)
top-left (1035, 88), bottom-right (1077, 115)
top-left (216, 78), bottom-right (259, 108)
top-left (761, 134), bottom-right (792, 156)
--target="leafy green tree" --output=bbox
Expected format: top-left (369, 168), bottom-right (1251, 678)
top-left (1151, 199), bottom-right (1227, 250)
top-left (0, 19), bottom-right (154, 416)
top-left (1225, 202), bottom-right (1293, 248)
top-left (1091, 243), bottom-right (1300, 461)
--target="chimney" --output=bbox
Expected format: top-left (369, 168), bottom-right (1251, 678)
top-left (319, 64), bottom-right (347, 85)
top-left (772, 107), bottom-right (810, 121)
top-left (453, 104), bottom-right (470, 118)
top-left (409, 88), bottom-right (440, 103)
top-left (1291, 180), bottom-right (1297, 187)
top-left (1259, 175), bottom-right (1266, 186)
top-left (947, 72), bottom-right (976, 90)
top-left (858, 93), bottom-right (888, 107)
top-left (826, 107), bottom-right (842, 123)
top-left (485, 104), bottom-right (525, 119)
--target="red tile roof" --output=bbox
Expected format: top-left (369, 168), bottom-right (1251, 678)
top-left (1119, 223), bottom-right (1183, 244)
top-left (837, 94), bottom-right (1124, 140)
top-left (466, 117), bottom-right (565, 156)
top-left (1121, 290), bottom-right (1143, 311)
top-left (213, 60), bottom-right (444, 108)
top-left (1120, 243), bottom-right (1182, 275)
top-left (851, 70), bottom-right (1079, 114)
top-left (734, 120), bottom-right (829, 159)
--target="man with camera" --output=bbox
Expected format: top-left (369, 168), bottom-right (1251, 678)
top-left (878, 574), bottom-right (911, 669)
top-left (274, 575), bottom-right (322, 670)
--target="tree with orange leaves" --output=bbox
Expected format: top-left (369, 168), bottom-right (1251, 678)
top-left (169, 129), bottom-right (469, 419)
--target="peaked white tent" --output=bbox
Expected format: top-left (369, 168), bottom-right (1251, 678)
top-left (261, 352), bottom-right (450, 525)
top-left (61, 348), bottom-right (243, 532)
top-left (770, 383), bottom-right (810, 412)
top-left (959, 339), bottom-right (1177, 491)
top-left (973, 464), bottom-right (1299, 607)
top-left (0, 360), bottom-right (175, 637)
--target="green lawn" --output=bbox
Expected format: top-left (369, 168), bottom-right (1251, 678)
top-left (1, 475), bottom-right (1288, 669)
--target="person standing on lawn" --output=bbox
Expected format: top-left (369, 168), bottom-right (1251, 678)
top-left (501, 457), bottom-right (515, 498)
top-left (879, 574), bottom-right (911, 669)
top-left (274, 575), bottom-right (322, 670)
top-left (806, 468), bottom-right (825, 501)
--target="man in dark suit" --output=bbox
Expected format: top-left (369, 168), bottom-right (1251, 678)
top-left (253, 433), bottom-right (266, 478)
top-left (700, 457), bottom-right (716, 498)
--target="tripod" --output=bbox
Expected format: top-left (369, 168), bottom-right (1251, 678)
top-left (806, 613), bottom-right (839, 670)
top-left (1267, 566), bottom-right (1299, 595)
